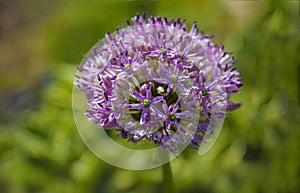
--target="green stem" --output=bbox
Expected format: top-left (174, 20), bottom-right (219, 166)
top-left (162, 162), bottom-right (175, 193)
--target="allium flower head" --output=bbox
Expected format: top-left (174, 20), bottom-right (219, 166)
top-left (75, 13), bottom-right (242, 156)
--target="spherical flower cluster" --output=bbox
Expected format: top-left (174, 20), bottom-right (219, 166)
top-left (75, 13), bottom-right (242, 154)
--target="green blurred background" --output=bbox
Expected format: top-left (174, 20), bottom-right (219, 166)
top-left (0, 0), bottom-right (299, 193)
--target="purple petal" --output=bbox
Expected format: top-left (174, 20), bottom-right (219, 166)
top-left (167, 84), bottom-right (174, 93)
top-left (150, 96), bottom-right (164, 104)
top-left (124, 122), bottom-right (137, 131)
top-left (174, 121), bottom-right (187, 134)
top-left (132, 50), bottom-right (139, 64)
top-left (114, 109), bottom-right (121, 119)
top-left (192, 134), bottom-right (203, 143)
top-left (165, 120), bottom-right (171, 131)
top-left (153, 78), bottom-right (169, 84)
top-left (126, 103), bottom-right (142, 109)
top-left (131, 89), bottom-right (144, 101)
top-left (121, 52), bottom-right (129, 64)
top-left (188, 71), bottom-right (197, 78)
top-left (226, 101), bottom-right (241, 111)
top-left (162, 101), bottom-right (169, 114)
top-left (198, 123), bottom-right (213, 134)
top-left (190, 22), bottom-right (198, 36)
top-left (140, 108), bottom-right (149, 124)
top-left (150, 106), bottom-right (166, 119)
top-left (101, 75), bottom-right (112, 92)
top-left (146, 82), bottom-right (152, 99)
top-left (175, 82), bottom-right (186, 91)
top-left (175, 111), bottom-right (192, 119)
top-left (174, 63), bottom-right (180, 75)
top-left (158, 63), bottom-right (171, 76)
top-left (172, 98), bottom-right (180, 113)
top-left (102, 117), bottom-right (116, 127)
top-left (97, 107), bottom-right (112, 114)
top-left (202, 98), bottom-right (208, 117)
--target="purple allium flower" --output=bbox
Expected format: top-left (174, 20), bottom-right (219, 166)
top-left (75, 13), bottom-right (242, 155)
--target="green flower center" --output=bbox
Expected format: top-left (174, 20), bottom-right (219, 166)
top-left (142, 99), bottom-right (150, 107)
top-left (159, 48), bottom-right (167, 55)
top-left (163, 49), bottom-right (167, 55)
top-left (179, 52), bottom-right (184, 58)
top-left (171, 75), bottom-right (178, 83)
top-left (125, 64), bottom-right (131, 70)
top-left (111, 105), bottom-right (117, 111)
top-left (168, 113), bottom-right (176, 121)
top-left (202, 89), bottom-right (208, 96)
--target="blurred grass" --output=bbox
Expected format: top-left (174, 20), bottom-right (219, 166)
top-left (0, 0), bottom-right (299, 193)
